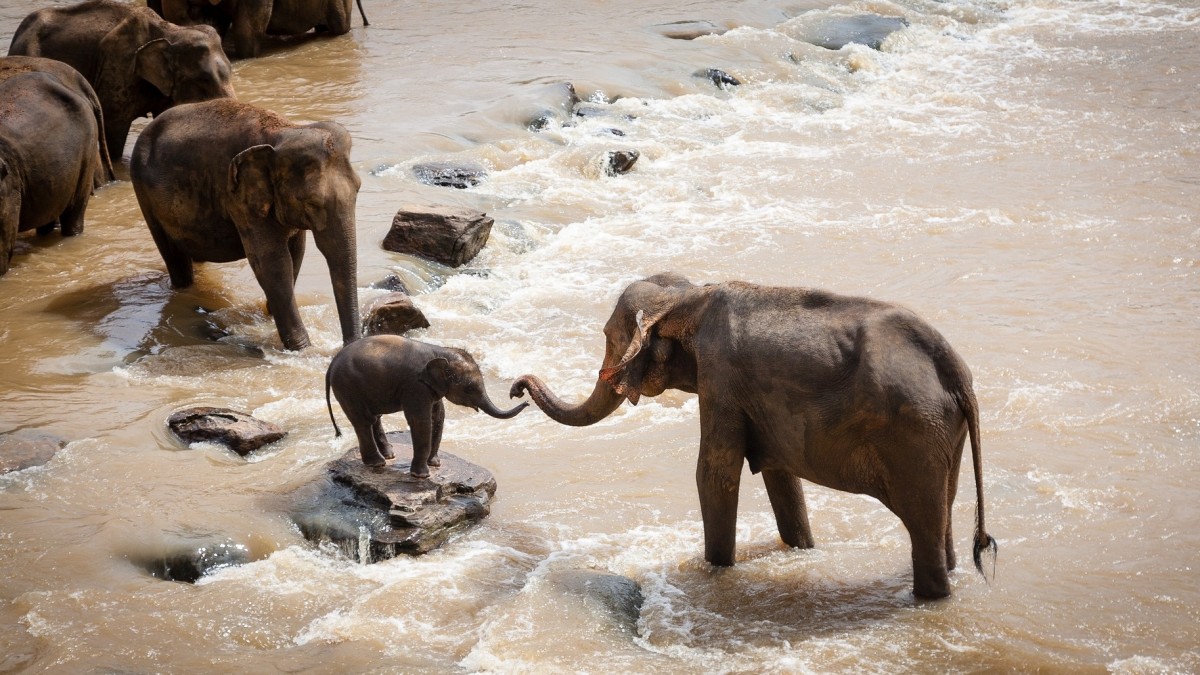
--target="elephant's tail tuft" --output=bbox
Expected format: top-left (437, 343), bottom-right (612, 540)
top-left (326, 368), bottom-right (341, 437)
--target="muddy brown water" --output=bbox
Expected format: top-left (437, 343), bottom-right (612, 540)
top-left (2, 0), bottom-right (1198, 672)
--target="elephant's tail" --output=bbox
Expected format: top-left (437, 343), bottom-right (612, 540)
top-left (326, 368), bottom-right (342, 437)
top-left (356, 0), bottom-right (370, 26)
top-left (959, 384), bottom-right (997, 582)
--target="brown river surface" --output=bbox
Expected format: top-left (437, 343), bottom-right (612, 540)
top-left (2, 0), bottom-right (1199, 672)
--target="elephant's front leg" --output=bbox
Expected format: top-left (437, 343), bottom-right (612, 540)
top-left (697, 404), bottom-right (746, 567)
top-left (403, 402), bottom-right (436, 478)
top-left (762, 470), bottom-right (815, 549)
top-left (428, 399), bottom-right (445, 468)
top-left (243, 236), bottom-right (310, 350)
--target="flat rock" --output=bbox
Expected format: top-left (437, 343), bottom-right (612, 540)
top-left (791, 13), bottom-right (909, 51)
top-left (652, 20), bottom-right (727, 40)
top-left (0, 431), bottom-right (67, 474)
top-left (362, 292), bottom-right (430, 336)
top-left (412, 161), bottom-right (488, 189)
top-left (383, 204), bottom-right (494, 268)
top-left (167, 407), bottom-right (286, 456)
top-left (295, 431), bottom-right (496, 561)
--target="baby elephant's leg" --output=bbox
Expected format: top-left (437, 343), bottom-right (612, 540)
top-left (374, 418), bottom-right (394, 460)
top-left (428, 399), bottom-right (445, 467)
top-left (346, 406), bottom-right (386, 467)
top-left (404, 404), bottom-right (436, 478)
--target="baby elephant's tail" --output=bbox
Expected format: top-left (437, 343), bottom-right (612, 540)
top-left (326, 368), bottom-right (341, 437)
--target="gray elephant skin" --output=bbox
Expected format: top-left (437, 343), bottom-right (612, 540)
top-left (130, 98), bottom-right (361, 351)
top-left (511, 273), bottom-right (997, 599)
top-left (149, 0), bottom-right (369, 58)
top-left (0, 56), bottom-right (115, 186)
top-left (326, 335), bottom-right (528, 476)
top-left (1, 71), bottom-right (105, 276)
top-left (8, 0), bottom-right (236, 160)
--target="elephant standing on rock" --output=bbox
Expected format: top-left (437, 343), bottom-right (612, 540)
top-left (130, 99), bottom-right (362, 351)
top-left (326, 335), bottom-right (528, 476)
top-left (8, 0), bottom-right (235, 160)
top-left (0, 57), bottom-right (115, 186)
top-left (510, 273), bottom-right (997, 599)
top-left (1, 72), bottom-right (105, 276)
top-left (148, 0), bottom-right (370, 58)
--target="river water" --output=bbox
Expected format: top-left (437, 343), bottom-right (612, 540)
top-left (2, 0), bottom-right (1198, 671)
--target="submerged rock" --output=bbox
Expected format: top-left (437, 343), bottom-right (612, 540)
top-left (526, 81), bottom-right (582, 131)
top-left (369, 274), bottom-right (410, 294)
top-left (134, 540), bottom-right (251, 583)
top-left (167, 407), bottom-right (286, 456)
top-left (604, 150), bottom-right (640, 176)
top-left (294, 431), bottom-right (496, 561)
top-left (0, 431), bottom-right (67, 474)
top-left (383, 204), bottom-right (494, 268)
top-left (412, 161), bottom-right (488, 189)
top-left (652, 20), bottom-right (727, 40)
top-left (362, 292), bottom-right (430, 336)
top-left (697, 68), bottom-right (741, 89)
top-left (544, 570), bottom-right (644, 635)
top-left (794, 14), bottom-right (909, 51)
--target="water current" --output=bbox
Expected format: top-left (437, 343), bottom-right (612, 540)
top-left (1, 0), bottom-right (1198, 671)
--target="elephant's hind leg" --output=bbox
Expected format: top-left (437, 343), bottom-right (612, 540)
top-left (373, 418), bottom-right (393, 460)
top-left (893, 482), bottom-right (953, 599)
top-left (762, 470), bottom-right (815, 549)
top-left (145, 215), bottom-right (194, 288)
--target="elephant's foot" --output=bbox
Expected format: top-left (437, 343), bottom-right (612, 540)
top-left (379, 443), bottom-right (395, 460)
top-left (408, 466), bottom-right (430, 479)
top-left (428, 455), bottom-right (440, 468)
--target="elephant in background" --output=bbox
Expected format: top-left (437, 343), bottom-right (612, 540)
top-left (326, 335), bottom-right (527, 475)
top-left (148, 0), bottom-right (369, 58)
top-left (8, 0), bottom-right (236, 160)
top-left (1, 72), bottom-right (105, 276)
top-left (0, 57), bottom-right (115, 187)
top-left (511, 273), bottom-right (997, 599)
top-left (130, 99), bottom-right (361, 351)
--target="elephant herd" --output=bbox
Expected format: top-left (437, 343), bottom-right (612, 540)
top-left (1, 0), bottom-right (997, 601)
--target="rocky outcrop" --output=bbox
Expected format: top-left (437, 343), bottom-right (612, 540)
top-left (361, 292), bottom-right (430, 336)
top-left (0, 431), bottom-right (67, 474)
top-left (412, 161), bottom-right (488, 189)
top-left (383, 205), bottom-right (494, 268)
top-left (167, 407), bottom-right (286, 456)
top-left (294, 431), bottom-right (496, 562)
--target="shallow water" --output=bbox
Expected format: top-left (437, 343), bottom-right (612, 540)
top-left (2, 0), bottom-right (1198, 672)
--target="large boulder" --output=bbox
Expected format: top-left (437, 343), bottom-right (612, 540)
top-left (167, 407), bottom-right (286, 456)
top-left (0, 431), bottom-right (67, 474)
top-left (383, 205), bottom-right (494, 268)
top-left (294, 431), bottom-right (496, 562)
top-left (362, 292), bottom-right (430, 336)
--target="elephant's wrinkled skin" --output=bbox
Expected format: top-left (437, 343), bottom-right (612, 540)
top-left (8, 0), bottom-right (235, 161)
top-left (130, 99), bottom-right (361, 351)
top-left (149, 0), bottom-right (369, 58)
top-left (511, 273), bottom-right (997, 599)
top-left (0, 57), bottom-right (115, 186)
top-left (326, 335), bottom-right (527, 476)
top-left (1, 72), bottom-right (105, 276)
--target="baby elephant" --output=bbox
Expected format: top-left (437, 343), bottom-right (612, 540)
top-left (326, 335), bottom-right (528, 476)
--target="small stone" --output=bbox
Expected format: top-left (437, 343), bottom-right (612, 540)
top-left (412, 161), bottom-right (488, 189)
top-left (362, 292), bottom-right (430, 336)
top-left (167, 407), bottom-right (286, 456)
top-left (697, 68), bottom-right (740, 89)
top-left (0, 432), bottom-right (67, 474)
top-left (604, 150), bottom-right (640, 176)
top-left (369, 274), bottom-right (410, 294)
top-left (383, 205), bottom-right (494, 268)
top-left (527, 82), bottom-right (582, 131)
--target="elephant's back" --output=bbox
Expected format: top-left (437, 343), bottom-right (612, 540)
top-left (7, 2), bottom-right (126, 74)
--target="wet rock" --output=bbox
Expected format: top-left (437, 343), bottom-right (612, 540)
top-left (794, 14), bottom-right (909, 51)
top-left (412, 161), bottom-right (488, 189)
top-left (697, 68), bottom-right (741, 89)
top-left (167, 407), bottom-right (286, 456)
top-left (383, 205), bottom-right (494, 268)
top-left (370, 274), bottom-right (410, 294)
top-left (294, 431), bottom-right (496, 561)
top-left (604, 150), bottom-right (640, 176)
top-left (544, 570), bottom-right (644, 635)
top-left (0, 431), bottom-right (67, 474)
top-left (362, 292), bottom-right (430, 336)
top-left (135, 540), bottom-right (251, 583)
top-left (527, 82), bottom-right (582, 131)
top-left (652, 20), bottom-right (728, 40)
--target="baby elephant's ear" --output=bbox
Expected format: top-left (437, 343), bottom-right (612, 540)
top-left (419, 358), bottom-right (451, 398)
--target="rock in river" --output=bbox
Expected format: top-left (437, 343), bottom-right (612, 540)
top-left (294, 431), bottom-right (496, 562)
top-left (383, 204), bottom-right (494, 268)
top-left (167, 407), bottom-right (286, 456)
top-left (362, 292), bottom-right (430, 336)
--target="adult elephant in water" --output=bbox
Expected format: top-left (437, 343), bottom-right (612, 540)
top-left (130, 99), bottom-right (361, 351)
top-left (8, 0), bottom-right (235, 160)
top-left (510, 273), bottom-right (997, 599)
top-left (148, 0), bottom-right (369, 58)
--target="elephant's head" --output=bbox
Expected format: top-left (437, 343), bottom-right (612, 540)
top-left (227, 121), bottom-right (363, 346)
top-left (421, 349), bottom-right (529, 419)
top-left (134, 23), bottom-right (235, 104)
top-left (511, 272), bottom-right (704, 426)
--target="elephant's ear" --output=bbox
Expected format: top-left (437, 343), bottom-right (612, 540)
top-left (419, 358), bottom-right (452, 398)
top-left (599, 309), bottom-right (661, 405)
top-left (228, 144), bottom-right (275, 219)
top-left (134, 38), bottom-right (174, 96)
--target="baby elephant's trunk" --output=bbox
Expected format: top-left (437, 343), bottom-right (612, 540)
top-left (479, 391), bottom-right (528, 420)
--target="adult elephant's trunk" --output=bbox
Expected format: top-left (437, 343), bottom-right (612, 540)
top-left (478, 389), bottom-right (528, 419)
top-left (511, 374), bottom-right (624, 427)
top-left (314, 227), bottom-right (360, 346)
